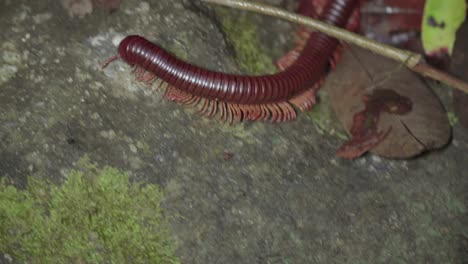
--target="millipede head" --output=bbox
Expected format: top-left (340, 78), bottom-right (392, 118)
top-left (117, 35), bottom-right (166, 68)
top-left (118, 35), bottom-right (137, 62)
top-left (102, 35), bottom-right (143, 69)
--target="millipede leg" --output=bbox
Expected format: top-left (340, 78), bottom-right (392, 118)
top-left (218, 102), bottom-right (227, 122)
top-left (101, 55), bottom-right (120, 69)
top-left (141, 72), bottom-right (157, 84)
top-left (289, 85), bottom-right (319, 112)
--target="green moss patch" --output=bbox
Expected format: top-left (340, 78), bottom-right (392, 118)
top-left (0, 158), bottom-right (179, 263)
top-left (306, 91), bottom-right (348, 140)
top-left (216, 8), bottom-right (276, 74)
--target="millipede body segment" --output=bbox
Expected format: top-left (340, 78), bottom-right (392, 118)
top-left (109, 0), bottom-right (361, 122)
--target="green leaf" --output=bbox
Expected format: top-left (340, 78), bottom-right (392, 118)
top-left (422, 0), bottom-right (466, 55)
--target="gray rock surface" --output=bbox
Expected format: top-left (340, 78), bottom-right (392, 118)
top-left (0, 0), bottom-right (467, 263)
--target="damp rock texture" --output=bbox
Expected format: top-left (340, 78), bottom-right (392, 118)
top-left (0, 0), bottom-right (467, 263)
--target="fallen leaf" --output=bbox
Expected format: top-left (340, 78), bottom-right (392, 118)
top-left (326, 45), bottom-right (451, 159)
top-left (336, 89), bottom-right (412, 159)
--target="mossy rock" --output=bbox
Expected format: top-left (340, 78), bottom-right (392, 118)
top-left (215, 7), bottom-right (277, 74)
top-left (0, 157), bottom-right (179, 264)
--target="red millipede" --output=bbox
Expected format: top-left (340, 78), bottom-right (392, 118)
top-left (104, 0), bottom-right (361, 123)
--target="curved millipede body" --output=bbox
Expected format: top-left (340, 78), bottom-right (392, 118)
top-left (106, 0), bottom-right (361, 122)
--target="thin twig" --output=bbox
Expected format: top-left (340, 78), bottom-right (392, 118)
top-left (201, 0), bottom-right (468, 93)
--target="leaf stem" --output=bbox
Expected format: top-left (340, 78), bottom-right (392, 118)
top-left (201, 0), bottom-right (468, 93)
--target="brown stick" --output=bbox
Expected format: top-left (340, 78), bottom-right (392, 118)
top-left (413, 63), bottom-right (468, 91)
top-left (201, 0), bottom-right (468, 93)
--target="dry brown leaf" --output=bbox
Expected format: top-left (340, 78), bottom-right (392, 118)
top-left (325, 45), bottom-right (451, 159)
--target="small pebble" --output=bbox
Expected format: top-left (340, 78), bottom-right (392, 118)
top-left (129, 144), bottom-right (137, 153)
top-left (112, 34), bottom-right (125, 47)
